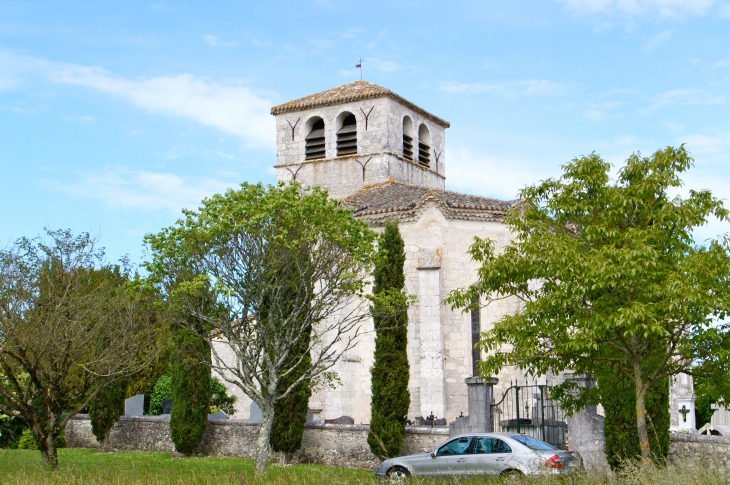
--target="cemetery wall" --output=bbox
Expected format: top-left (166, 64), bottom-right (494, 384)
top-left (65, 414), bottom-right (448, 469)
top-left (669, 433), bottom-right (730, 470)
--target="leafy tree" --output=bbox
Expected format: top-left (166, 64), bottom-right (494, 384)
top-left (144, 182), bottom-right (376, 475)
top-left (126, 330), bottom-right (172, 415)
top-left (694, 375), bottom-right (719, 428)
top-left (210, 377), bottom-right (237, 415)
top-left (0, 229), bottom-right (161, 468)
top-left (368, 221), bottom-right (410, 459)
top-left (446, 147), bottom-right (730, 462)
top-left (170, 326), bottom-right (211, 455)
top-left (89, 380), bottom-right (128, 450)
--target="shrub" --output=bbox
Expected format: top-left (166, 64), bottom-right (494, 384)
top-left (16, 428), bottom-right (37, 450)
top-left (210, 377), bottom-right (237, 415)
top-left (599, 369), bottom-right (670, 469)
top-left (149, 375), bottom-right (172, 415)
top-left (0, 414), bottom-right (26, 449)
top-left (89, 380), bottom-right (127, 447)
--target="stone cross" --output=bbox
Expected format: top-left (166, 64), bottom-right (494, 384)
top-left (679, 404), bottom-right (690, 422)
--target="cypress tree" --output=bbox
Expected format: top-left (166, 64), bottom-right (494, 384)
top-left (170, 325), bottom-right (211, 455)
top-left (270, 325), bottom-right (312, 460)
top-left (89, 380), bottom-right (127, 450)
top-left (368, 220), bottom-right (410, 459)
top-left (269, 241), bottom-right (314, 460)
top-left (597, 368), bottom-right (670, 470)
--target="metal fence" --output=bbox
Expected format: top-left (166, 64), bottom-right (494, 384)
top-left (490, 382), bottom-right (568, 449)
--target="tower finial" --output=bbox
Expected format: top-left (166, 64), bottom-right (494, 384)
top-left (356, 58), bottom-right (363, 80)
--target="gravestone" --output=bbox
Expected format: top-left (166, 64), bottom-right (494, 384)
top-left (324, 415), bottom-right (354, 425)
top-left (249, 402), bottom-right (263, 421)
top-left (208, 410), bottom-right (228, 420)
top-left (162, 398), bottom-right (173, 415)
top-left (125, 394), bottom-right (145, 416)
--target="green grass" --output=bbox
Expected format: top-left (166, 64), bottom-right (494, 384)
top-left (0, 449), bottom-right (728, 485)
top-left (0, 449), bottom-right (375, 485)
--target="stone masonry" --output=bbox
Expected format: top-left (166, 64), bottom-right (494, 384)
top-left (271, 81), bottom-right (447, 199)
top-left (65, 414), bottom-right (449, 470)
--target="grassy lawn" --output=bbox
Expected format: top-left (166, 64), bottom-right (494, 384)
top-left (0, 449), bottom-right (377, 485)
top-left (1, 448), bottom-right (727, 485)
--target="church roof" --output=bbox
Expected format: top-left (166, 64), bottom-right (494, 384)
top-left (342, 180), bottom-right (518, 225)
top-left (270, 80), bottom-right (450, 128)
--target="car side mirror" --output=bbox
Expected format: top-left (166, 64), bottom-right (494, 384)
top-left (430, 450), bottom-right (437, 458)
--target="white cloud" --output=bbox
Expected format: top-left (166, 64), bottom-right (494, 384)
top-left (214, 150), bottom-right (237, 160)
top-left (439, 80), bottom-right (568, 97)
top-left (150, 3), bottom-right (171, 12)
top-left (47, 63), bottom-right (274, 149)
top-left (680, 133), bottom-right (730, 154)
top-left (558, 0), bottom-right (723, 17)
top-left (203, 35), bottom-right (240, 48)
top-left (446, 146), bottom-right (562, 201)
top-left (642, 29), bottom-right (673, 50)
top-left (0, 50), bottom-right (275, 149)
top-left (644, 88), bottom-right (726, 111)
top-left (45, 168), bottom-right (238, 213)
top-left (369, 58), bottom-right (400, 73)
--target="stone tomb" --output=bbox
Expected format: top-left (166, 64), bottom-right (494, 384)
top-left (124, 394), bottom-right (144, 416)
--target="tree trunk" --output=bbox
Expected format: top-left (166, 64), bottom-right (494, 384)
top-left (255, 400), bottom-right (275, 476)
top-left (38, 431), bottom-right (59, 469)
top-left (101, 429), bottom-right (112, 452)
top-left (633, 360), bottom-right (653, 463)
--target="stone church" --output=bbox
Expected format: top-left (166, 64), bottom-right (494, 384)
top-left (217, 80), bottom-right (695, 432)
top-left (216, 80), bottom-right (525, 425)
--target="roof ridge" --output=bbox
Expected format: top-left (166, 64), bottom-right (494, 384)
top-left (270, 81), bottom-right (450, 128)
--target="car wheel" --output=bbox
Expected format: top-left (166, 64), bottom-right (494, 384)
top-left (499, 469), bottom-right (523, 481)
top-left (387, 466), bottom-right (410, 484)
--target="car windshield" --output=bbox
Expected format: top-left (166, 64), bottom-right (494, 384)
top-left (509, 435), bottom-right (557, 451)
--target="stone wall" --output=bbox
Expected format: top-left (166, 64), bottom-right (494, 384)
top-left (65, 415), bottom-right (449, 470)
top-left (669, 432), bottom-right (730, 470)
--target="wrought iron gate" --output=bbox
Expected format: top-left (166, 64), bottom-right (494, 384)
top-left (490, 383), bottom-right (567, 449)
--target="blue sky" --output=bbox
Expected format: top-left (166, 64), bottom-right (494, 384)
top-left (1, 0), bottom-right (729, 264)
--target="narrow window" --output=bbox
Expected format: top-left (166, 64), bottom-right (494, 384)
top-left (471, 297), bottom-right (481, 376)
top-left (403, 117), bottom-right (415, 161)
top-left (336, 113), bottom-right (357, 156)
top-left (305, 118), bottom-right (326, 160)
top-left (418, 124), bottom-right (431, 167)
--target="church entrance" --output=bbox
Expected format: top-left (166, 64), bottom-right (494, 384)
top-left (491, 383), bottom-right (568, 449)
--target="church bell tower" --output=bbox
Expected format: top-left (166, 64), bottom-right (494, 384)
top-left (270, 80), bottom-right (450, 199)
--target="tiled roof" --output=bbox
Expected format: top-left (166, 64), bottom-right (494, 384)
top-left (270, 80), bottom-right (450, 128)
top-left (342, 180), bottom-right (518, 224)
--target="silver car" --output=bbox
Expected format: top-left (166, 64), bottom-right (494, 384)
top-left (375, 433), bottom-right (582, 480)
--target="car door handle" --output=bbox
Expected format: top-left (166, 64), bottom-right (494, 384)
top-left (457, 458), bottom-right (467, 463)
top-left (496, 458), bottom-right (505, 461)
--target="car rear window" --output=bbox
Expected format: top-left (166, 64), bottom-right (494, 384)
top-left (509, 435), bottom-right (557, 450)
